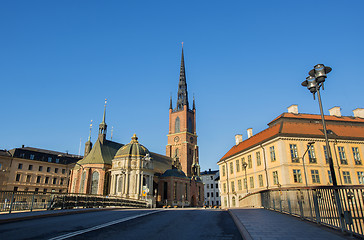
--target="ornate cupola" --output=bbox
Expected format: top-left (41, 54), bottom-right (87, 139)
top-left (98, 99), bottom-right (108, 143)
top-left (84, 120), bottom-right (93, 156)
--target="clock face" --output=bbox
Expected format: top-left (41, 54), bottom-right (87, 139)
top-left (190, 137), bottom-right (194, 143)
top-left (174, 136), bottom-right (180, 142)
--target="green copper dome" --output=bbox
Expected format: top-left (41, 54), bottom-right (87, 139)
top-left (115, 134), bottom-right (150, 158)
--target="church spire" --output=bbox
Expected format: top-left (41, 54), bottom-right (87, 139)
top-left (193, 94), bottom-right (195, 110)
top-left (88, 120), bottom-right (93, 142)
top-left (98, 99), bottom-right (107, 138)
top-left (170, 94), bottom-right (173, 109)
top-left (176, 44), bottom-right (189, 111)
top-left (84, 120), bottom-right (93, 156)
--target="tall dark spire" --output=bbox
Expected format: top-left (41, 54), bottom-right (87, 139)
top-left (176, 45), bottom-right (189, 111)
top-left (99, 99), bottom-right (107, 137)
top-left (193, 95), bottom-right (195, 110)
top-left (169, 94), bottom-right (173, 109)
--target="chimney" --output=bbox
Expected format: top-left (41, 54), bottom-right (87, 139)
top-left (235, 134), bottom-right (243, 145)
top-left (22, 145), bottom-right (25, 148)
top-left (353, 108), bottom-right (364, 118)
top-left (247, 128), bottom-right (253, 138)
top-left (329, 106), bottom-right (341, 117)
top-left (287, 104), bottom-right (298, 114)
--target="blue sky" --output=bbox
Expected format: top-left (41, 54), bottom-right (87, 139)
top-left (1, 1), bottom-right (363, 171)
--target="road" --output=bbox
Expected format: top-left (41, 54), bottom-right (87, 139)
top-left (0, 209), bottom-right (242, 240)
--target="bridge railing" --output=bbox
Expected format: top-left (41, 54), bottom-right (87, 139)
top-left (0, 191), bottom-right (147, 213)
top-left (239, 186), bottom-right (364, 238)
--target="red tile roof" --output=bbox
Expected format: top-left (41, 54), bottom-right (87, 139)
top-left (219, 113), bottom-right (364, 162)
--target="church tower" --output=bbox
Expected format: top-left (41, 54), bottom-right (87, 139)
top-left (166, 47), bottom-right (199, 177)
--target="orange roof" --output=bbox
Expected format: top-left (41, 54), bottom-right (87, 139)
top-left (219, 113), bottom-right (364, 162)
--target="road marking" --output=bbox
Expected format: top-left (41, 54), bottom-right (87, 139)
top-left (48, 210), bottom-right (162, 240)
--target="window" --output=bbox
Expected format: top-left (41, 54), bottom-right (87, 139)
top-left (207, 184), bottom-right (209, 189)
top-left (30, 154), bottom-right (35, 160)
top-left (45, 177), bottom-right (50, 184)
top-left (13, 187), bottom-right (18, 192)
top-left (38, 166), bottom-right (43, 171)
top-left (210, 176), bottom-right (213, 180)
top-left (26, 175), bottom-right (31, 183)
top-left (223, 183), bottom-right (226, 193)
top-left (222, 165), bottom-right (225, 177)
top-left (231, 181), bottom-right (235, 192)
top-left (173, 182), bottom-right (177, 200)
top-left (232, 196), bottom-right (236, 207)
top-left (55, 168), bottom-right (58, 173)
top-left (238, 179), bottom-right (242, 190)
top-left (357, 172), bottom-right (364, 184)
top-left (323, 146), bottom-right (329, 164)
top-left (215, 183), bottom-right (218, 188)
top-left (28, 165), bottom-right (33, 170)
top-left (230, 162), bottom-right (234, 174)
top-left (293, 169), bottom-right (302, 183)
top-left (224, 197), bottom-right (227, 207)
top-left (273, 171), bottom-right (279, 185)
top-left (243, 178), bottom-right (247, 189)
top-left (188, 117), bottom-right (193, 133)
top-left (343, 171), bottom-right (352, 184)
top-left (248, 155), bottom-right (252, 168)
top-left (256, 152), bottom-right (261, 166)
top-left (18, 163), bottom-right (23, 169)
top-left (216, 200), bottom-right (219, 205)
top-left (175, 117), bottom-right (180, 133)
top-left (36, 176), bottom-right (41, 183)
top-left (258, 175), bottom-right (263, 187)
top-left (338, 146), bottom-right (347, 165)
top-left (216, 192), bottom-right (219, 197)
top-left (290, 144), bottom-right (299, 162)
top-left (55, 158), bottom-right (60, 163)
top-left (352, 147), bottom-right (362, 165)
top-left (35, 188), bottom-right (39, 193)
top-left (210, 184), bottom-right (213, 189)
top-left (0, 163), bottom-right (2, 170)
top-left (62, 169), bottom-right (65, 174)
top-left (211, 192), bottom-right (214, 198)
top-left (16, 174), bottom-right (21, 182)
top-left (250, 176), bottom-right (254, 189)
top-left (47, 167), bottom-right (51, 172)
top-left (328, 170), bottom-right (333, 184)
top-left (48, 157), bottom-right (52, 162)
top-left (308, 145), bottom-right (317, 163)
top-left (53, 178), bottom-right (57, 184)
top-left (236, 159), bottom-right (240, 172)
top-left (270, 146), bottom-right (276, 162)
top-left (43, 189), bottom-right (47, 193)
top-left (311, 170), bottom-right (320, 183)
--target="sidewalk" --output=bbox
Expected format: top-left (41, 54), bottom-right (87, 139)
top-left (229, 208), bottom-right (351, 240)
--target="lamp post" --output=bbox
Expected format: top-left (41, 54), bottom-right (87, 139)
top-left (301, 64), bottom-right (338, 186)
top-left (302, 64), bottom-right (345, 231)
top-left (242, 162), bottom-right (248, 193)
top-left (301, 141), bottom-right (315, 187)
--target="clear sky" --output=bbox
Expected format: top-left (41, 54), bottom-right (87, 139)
top-left (1, 1), bottom-right (363, 171)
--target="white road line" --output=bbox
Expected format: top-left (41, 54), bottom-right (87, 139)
top-left (48, 210), bottom-right (162, 240)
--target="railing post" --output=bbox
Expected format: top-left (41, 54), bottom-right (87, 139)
top-left (30, 193), bottom-right (35, 212)
top-left (9, 191), bottom-right (15, 214)
top-left (312, 189), bottom-right (321, 224)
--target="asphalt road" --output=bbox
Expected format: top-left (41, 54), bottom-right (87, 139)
top-left (0, 209), bottom-right (242, 240)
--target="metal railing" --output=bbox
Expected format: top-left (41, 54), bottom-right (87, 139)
top-left (240, 186), bottom-right (364, 238)
top-left (0, 191), bottom-right (147, 213)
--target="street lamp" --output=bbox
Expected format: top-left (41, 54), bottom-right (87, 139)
top-left (242, 161), bottom-right (248, 193)
top-left (301, 141), bottom-right (315, 187)
top-left (301, 64), bottom-right (338, 187)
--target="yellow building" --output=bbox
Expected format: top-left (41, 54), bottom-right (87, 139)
top-left (0, 146), bottom-right (81, 193)
top-left (218, 105), bottom-right (364, 208)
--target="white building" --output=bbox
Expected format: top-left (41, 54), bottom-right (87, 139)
top-left (200, 169), bottom-right (220, 206)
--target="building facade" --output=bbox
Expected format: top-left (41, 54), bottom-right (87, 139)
top-left (200, 169), bottom-right (221, 207)
top-left (218, 105), bottom-right (364, 208)
top-left (0, 146), bottom-right (81, 193)
top-left (69, 47), bottom-right (204, 207)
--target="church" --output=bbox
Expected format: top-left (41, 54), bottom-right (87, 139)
top-left (68, 47), bottom-right (204, 207)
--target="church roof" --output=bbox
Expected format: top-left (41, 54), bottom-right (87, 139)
top-left (114, 134), bottom-right (149, 158)
top-left (149, 152), bottom-right (173, 174)
top-left (77, 138), bottom-right (123, 165)
top-left (161, 168), bottom-right (188, 178)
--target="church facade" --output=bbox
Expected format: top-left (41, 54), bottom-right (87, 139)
top-left (68, 47), bottom-right (204, 207)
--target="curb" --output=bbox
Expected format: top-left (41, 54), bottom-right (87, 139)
top-left (0, 207), bottom-right (125, 224)
top-left (228, 209), bottom-right (253, 240)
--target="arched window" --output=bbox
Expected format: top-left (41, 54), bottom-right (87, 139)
top-left (188, 117), bottom-right (193, 133)
top-left (90, 171), bottom-right (99, 194)
top-left (175, 148), bottom-right (179, 158)
top-left (232, 196), bottom-right (236, 207)
top-left (80, 171), bottom-right (86, 193)
top-left (175, 117), bottom-right (180, 133)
